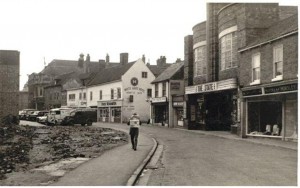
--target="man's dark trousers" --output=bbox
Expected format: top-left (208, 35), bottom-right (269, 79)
top-left (130, 127), bottom-right (139, 150)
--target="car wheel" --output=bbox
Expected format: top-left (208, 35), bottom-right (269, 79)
top-left (87, 119), bottom-right (92, 126)
top-left (69, 121), bottom-right (74, 126)
top-left (81, 123), bottom-right (85, 126)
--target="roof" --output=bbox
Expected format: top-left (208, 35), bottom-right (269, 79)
top-left (87, 62), bottom-right (135, 86)
top-left (151, 61), bottom-right (184, 83)
top-left (241, 14), bottom-right (298, 51)
top-left (147, 64), bottom-right (172, 77)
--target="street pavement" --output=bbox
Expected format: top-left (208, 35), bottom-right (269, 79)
top-left (50, 122), bottom-right (154, 186)
top-left (20, 121), bottom-right (297, 186)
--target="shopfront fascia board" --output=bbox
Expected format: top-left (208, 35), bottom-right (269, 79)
top-left (242, 80), bottom-right (298, 98)
top-left (185, 78), bottom-right (237, 95)
top-left (151, 96), bottom-right (167, 103)
top-left (97, 100), bottom-right (123, 107)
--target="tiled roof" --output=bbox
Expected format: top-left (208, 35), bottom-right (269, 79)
top-left (241, 14), bottom-right (298, 50)
top-left (87, 62), bottom-right (135, 86)
top-left (147, 64), bottom-right (172, 77)
top-left (151, 61), bottom-right (184, 83)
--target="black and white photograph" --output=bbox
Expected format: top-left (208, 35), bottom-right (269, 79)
top-left (0, 0), bottom-right (298, 186)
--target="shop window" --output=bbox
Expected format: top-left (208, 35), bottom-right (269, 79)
top-left (142, 72), bottom-right (148, 78)
top-left (129, 95), bottom-right (134, 102)
top-left (272, 44), bottom-right (283, 81)
top-left (247, 101), bottom-right (282, 136)
top-left (99, 90), bottom-right (102, 100)
top-left (220, 32), bottom-right (237, 70)
top-left (90, 91), bottom-right (93, 101)
top-left (251, 53), bottom-right (260, 85)
top-left (194, 45), bottom-right (206, 77)
top-left (117, 88), bottom-right (121, 99)
top-left (155, 84), bottom-right (158, 97)
top-left (147, 89), bottom-right (152, 98)
top-left (111, 89), bottom-right (114, 99)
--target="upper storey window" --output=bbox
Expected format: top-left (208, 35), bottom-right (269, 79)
top-left (194, 45), bottom-right (206, 77)
top-left (272, 44), bottom-right (283, 81)
top-left (220, 30), bottom-right (238, 71)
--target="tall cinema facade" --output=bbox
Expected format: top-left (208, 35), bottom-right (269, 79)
top-left (184, 3), bottom-right (298, 141)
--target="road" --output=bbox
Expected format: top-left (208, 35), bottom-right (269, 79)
top-left (138, 125), bottom-right (297, 186)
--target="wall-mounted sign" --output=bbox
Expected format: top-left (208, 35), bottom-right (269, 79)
top-left (151, 97), bottom-right (167, 103)
top-left (264, 83), bottom-right (297, 94)
top-left (197, 82), bottom-right (217, 92)
top-left (131, 77), bottom-right (139, 86)
top-left (170, 82), bottom-right (181, 90)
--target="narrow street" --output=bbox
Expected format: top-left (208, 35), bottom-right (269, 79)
top-left (97, 123), bottom-right (297, 186)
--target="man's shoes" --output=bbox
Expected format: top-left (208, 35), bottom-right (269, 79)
top-left (134, 148), bottom-right (136, 151)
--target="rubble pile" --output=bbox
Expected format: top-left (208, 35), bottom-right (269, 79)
top-left (0, 123), bottom-right (128, 181)
top-left (0, 120), bottom-right (36, 180)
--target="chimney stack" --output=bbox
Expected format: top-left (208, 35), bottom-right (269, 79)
top-left (120, 53), bottom-right (129, 65)
top-left (78, 53), bottom-right (84, 68)
top-left (106, 53), bottom-right (110, 63)
top-left (142, 54), bottom-right (146, 63)
top-left (157, 56), bottom-right (166, 66)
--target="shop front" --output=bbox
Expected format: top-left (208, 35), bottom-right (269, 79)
top-left (97, 100), bottom-right (122, 123)
top-left (151, 97), bottom-right (168, 126)
top-left (241, 80), bottom-right (297, 140)
top-left (172, 96), bottom-right (184, 127)
top-left (185, 78), bottom-right (238, 131)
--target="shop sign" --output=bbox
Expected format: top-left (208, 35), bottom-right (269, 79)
top-left (98, 101), bottom-right (122, 107)
top-left (242, 88), bottom-right (262, 96)
top-left (264, 83), bottom-right (297, 94)
top-left (151, 97), bottom-right (167, 103)
top-left (80, 102), bottom-right (87, 105)
top-left (170, 82), bottom-right (180, 90)
top-left (173, 102), bottom-right (184, 107)
top-left (196, 82), bottom-right (217, 92)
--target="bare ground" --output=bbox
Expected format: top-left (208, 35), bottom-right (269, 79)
top-left (0, 123), bottom-right (128, 186)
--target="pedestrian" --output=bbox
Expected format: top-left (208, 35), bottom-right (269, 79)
top-left (127, 112), bottom-right (141, 151)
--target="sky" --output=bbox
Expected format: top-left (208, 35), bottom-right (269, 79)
top-left (0, 0), bottom-right (298, 90)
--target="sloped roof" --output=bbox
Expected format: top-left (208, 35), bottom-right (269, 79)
top-left (87, 62), bottom-right (135, 86)
top-left (241, 14), bottom-right (298, 50)
top-left (151, 61), bottom-right (184, 83)
top-left (147, 64), bottom-right (172, 77)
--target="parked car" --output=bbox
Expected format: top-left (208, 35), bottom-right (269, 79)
top-left (46, 108), bottom-right (73, 125)
top-left (19, 109), bottom-right (35, 120)
top-left (25, 110), bottom-right (36, 120)
top-left (36, 114), bottom-right (49, 124)
top-left (29, 110), bottom-right (49, 121)
top-left (61, 108), bottom-right (97, 126)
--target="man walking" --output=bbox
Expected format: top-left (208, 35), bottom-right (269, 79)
top-left (128, 113), bottom-right (141, 151)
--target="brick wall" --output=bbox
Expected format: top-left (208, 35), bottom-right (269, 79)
top-left (0, 50), bottom-right (20, 120)
top-left (184, 35), bottom-right (194, 87)
top-left (239, 34), bottom-right (298, 87)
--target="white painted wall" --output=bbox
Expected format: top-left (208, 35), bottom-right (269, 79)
top-left (152, 81), bottom-right (169, 98)
top-left (66, 87), bottom-right (88, 108)
top-left (86, 81), bottom-right (122, 107)
top-left (122, 59), bottom-right (155, 122)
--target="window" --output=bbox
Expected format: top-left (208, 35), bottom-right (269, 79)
top-left (39, 88), bottom-right (43, 96)
top-left (251, 53), bottom-right (260, 85)
top-left (111, 89), bottom-right (114, 99)
top-left (79, 93), bottom-right (82, 100)
top-left (142, 72), bottom-right (148, 78)
top-left (220, 32), bottom-right (237, 70)
top-left (99, 90), bottom-right (102, 100)
top-left (162, 82), bottom-right (166, 97)
top-left (69, 94), bottom-right (75, 101)
top-left (117, 88), bottom-right (121, 99)
top-left (129, 95), bottom-right (133, 102)
top-left (83, 92), bottom-right (86, 100)
top-left (273, 44), bottom-right (283, 81)
top-left (194, 46), bottom-right (206, 77)
top-left (147, 89), bottom-right (152, 98)
top-left (90, 91), bottom-right (93, 101)
top-left (155, 84), bottom-right (158, 97)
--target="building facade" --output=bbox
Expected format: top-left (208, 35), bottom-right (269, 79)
top-left (150, 61), bottom-right (185, 128)
top-left (0, 50), bottom-right (20, 120)
top-left (184, 3), bottom-right (298, 140)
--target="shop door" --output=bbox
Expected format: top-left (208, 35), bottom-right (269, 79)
top-left (99, 108), bottom-right (109, 122)
top-left (154, 105), bottom-right (167, 125)
top-left (111, 107), bottom-right (121, 123)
